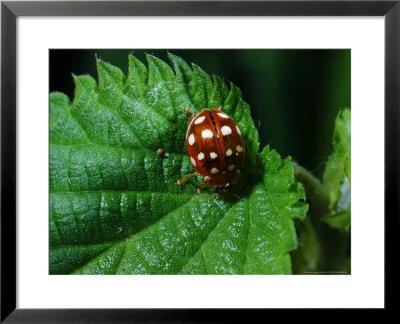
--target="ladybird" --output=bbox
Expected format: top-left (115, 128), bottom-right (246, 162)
top-left (177, 106), bottom-right (245, 193)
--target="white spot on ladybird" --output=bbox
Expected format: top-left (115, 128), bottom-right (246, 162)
top-left (225, 183), bottom-right (230, 187)
top-left (202, 129), bottom-right (213, 139)
top-left (204, 176), bottom-right (211, 181)
top-left (190, 157), bottom-right (196, 167)
top-left (236, 145), bottom-right (243, 152)
top-left (217, 112), bottom-right (229, 119)
top-left (194, 116), bottom-right (206, 124)
top-left (236, 125), bottom-right (242, 135)
top-left (211, 167), bottom-right (219, 174)
top-left (197, 152), bottom-right (205, 160)
top-left (188, 133), bottom-right (195, 146)
top-left (210, 152), bottom-right (218, 159)
top-left (228, 164), bottom-right (235, 171)
top-left (226, 148), bottom-right (233, 156)
top-left (221, 125), bottom-right (232, 136)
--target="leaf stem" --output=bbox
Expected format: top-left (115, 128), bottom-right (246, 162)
top-left (292, 162), bottom-right (330, 215)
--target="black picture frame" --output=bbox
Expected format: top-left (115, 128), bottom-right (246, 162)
top-left (1, 0), bottom-right (398, 321)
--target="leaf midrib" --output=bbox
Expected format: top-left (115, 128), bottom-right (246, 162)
top-left (50, 190), bottom-right (194, 196)
top-left (50, 142), bottom-right (186, 155)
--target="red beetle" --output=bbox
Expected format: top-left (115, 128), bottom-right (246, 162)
top-left (177, 106), bottom-right (245, 194)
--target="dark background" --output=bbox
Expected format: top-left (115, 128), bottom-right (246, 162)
top-left (50, 49), bottom-right (350, 177)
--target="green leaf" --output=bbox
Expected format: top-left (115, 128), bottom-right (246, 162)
top-left (49, 54), bottom-right (307, 274)
top-left (322, 109), bottom-right (351, 231)
top-left (322, 210), bottom-right (351, 232)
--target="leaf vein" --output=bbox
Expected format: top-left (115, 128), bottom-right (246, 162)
top-left (115, 241), bottom-right (129, 273)
top-left (179, 200), bottom-right (236, 274)
top-left (243, 198), bottom-right (252, 274)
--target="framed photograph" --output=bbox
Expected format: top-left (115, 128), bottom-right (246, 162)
top-left (1, 0), bottom-right (397, 321)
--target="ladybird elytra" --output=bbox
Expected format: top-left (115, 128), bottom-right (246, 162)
top-left (177, 106), bottom-right (245, 192)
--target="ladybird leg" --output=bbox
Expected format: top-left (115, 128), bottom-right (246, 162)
top-left (226, 191), bottom-right (241, 199)
top-left (214, 191), bottom-right (241, 200)
top-left (182, 107), bottom-right (195, 122)
top-left (176, 172), bottom-right (199, 185)
top-left (197, 179), bottom-right (206, 194)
